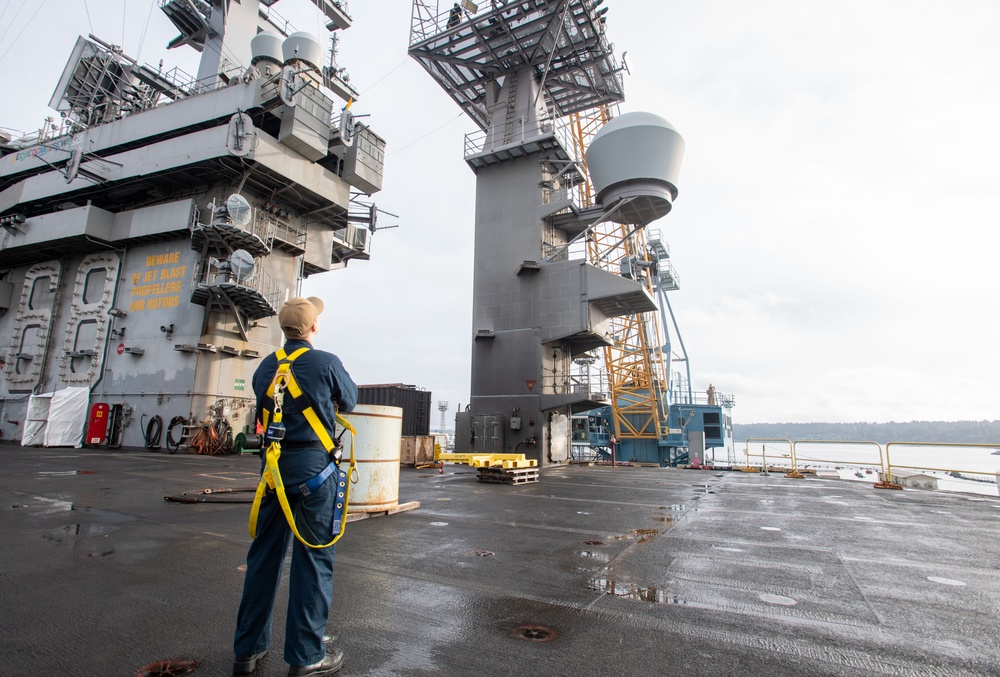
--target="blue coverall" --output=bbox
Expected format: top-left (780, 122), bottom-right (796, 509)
top-left (234, 339), bottom-right (357, 667)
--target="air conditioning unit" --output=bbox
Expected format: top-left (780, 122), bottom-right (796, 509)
top-left (347, 224), bottom-right (368, 250)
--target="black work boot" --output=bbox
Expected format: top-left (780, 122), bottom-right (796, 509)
top-left (287, 648), bottom-right (344, 676)
top-left (233, 649), bottom-right (268, 675)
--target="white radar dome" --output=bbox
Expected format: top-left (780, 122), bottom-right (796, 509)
top-left (282, 32), bottom-right (323, 72)
top-left (250, 32), bottom-right (283, 67)
top-left (585, 112), bottom-right (685, 226)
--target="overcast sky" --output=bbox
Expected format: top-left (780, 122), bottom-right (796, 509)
top-left (1, 0), bottom-right (998, 425)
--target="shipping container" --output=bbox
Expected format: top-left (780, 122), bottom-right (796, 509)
top-left (357, 383), bottom-right (431, 437)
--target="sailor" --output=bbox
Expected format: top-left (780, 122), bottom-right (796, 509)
top-left (448, 2), bottom-right (462, 28)
top-left (233, 296), bottom-right (357, 677)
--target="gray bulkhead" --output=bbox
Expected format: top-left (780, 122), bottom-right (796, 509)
top-left (0, 0), bottom-right (384, 446)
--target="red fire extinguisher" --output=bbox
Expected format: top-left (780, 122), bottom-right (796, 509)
top-left (87, 403), bottom-right (110, 446)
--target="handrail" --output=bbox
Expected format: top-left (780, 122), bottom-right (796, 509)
top-left (194, 256), bottom-right (281, 312)
top-left (410, 0), bottom-right (448, 45)
top-left (737, 438), bottom-right (998, 495)
top-left (464, 116), bottom-right (577, 160)
top-left (883, 441), bottom-right (1000, 487)
top-left (792, 440), bottom-right (883, 481)
top-left (742, 438), bottom-right (792, 473)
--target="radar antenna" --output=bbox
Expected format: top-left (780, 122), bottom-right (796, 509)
top-left (228, 249), bottom-right (255, 283)
top-left (224, 194), bottom-right (253, 226)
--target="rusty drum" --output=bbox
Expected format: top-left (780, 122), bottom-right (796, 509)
top-left (342, 404), bottom-right (402, 512)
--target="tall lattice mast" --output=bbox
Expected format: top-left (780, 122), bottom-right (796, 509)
top-left (589, 226), bottom-right (670, 441)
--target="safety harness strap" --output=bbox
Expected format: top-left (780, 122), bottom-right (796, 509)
top-left (248, 347), bottom-right (357, 549)
top-left (291, 460), bottom-right (338, 496)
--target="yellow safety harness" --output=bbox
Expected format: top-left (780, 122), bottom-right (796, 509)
top-left (248, 347), bottom-right (357, 548)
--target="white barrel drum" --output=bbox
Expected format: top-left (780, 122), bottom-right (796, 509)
top-left (342, 404), bottom-right (402, 513)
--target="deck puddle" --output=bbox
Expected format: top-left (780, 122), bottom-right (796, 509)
top-left (607, 528), bottom-right (661, 544)
top-left (589, 577), bottom-right (675, 604)
top-left (43, 524), bottom-right (118, 544)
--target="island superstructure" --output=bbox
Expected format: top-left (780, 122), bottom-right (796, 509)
top-left (0, 0), bottom-right (385, 448)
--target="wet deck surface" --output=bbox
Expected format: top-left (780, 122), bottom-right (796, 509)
top-left (1, 446), bottom-right (998, 676)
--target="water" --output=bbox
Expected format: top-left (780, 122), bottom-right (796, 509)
top-left (726, 441), bottom-right (1000, 497)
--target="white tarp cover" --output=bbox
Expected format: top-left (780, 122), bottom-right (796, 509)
top-left (21, 394), bottom-right (52, 446)
top-left (21, 387), bottom-right (90, 447)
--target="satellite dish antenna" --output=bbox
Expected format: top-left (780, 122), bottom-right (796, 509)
top-left (229, 249), bottom-right (255, 282)
top-left (226, 194), bottom-right (252, 226)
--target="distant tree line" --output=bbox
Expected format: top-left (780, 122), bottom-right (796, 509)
top-left (733, 420), bottom-right (1000, 445)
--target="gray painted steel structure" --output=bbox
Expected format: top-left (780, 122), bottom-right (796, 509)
top-left (409, 0), bottom-right (662, 464)
top-left (0, 0), bottom-right (384, 448)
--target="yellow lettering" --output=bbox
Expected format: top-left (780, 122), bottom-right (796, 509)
top-left (159, 265), bottom-right (188, 280)
top-left (129, 299), bottom-right (146, 311)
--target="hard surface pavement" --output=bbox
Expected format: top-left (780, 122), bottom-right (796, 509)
top-left (1, 445), bottom-right (998, 676)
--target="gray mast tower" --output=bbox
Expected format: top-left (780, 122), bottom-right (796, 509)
top-left (409, 1), bottom-right (657, 464)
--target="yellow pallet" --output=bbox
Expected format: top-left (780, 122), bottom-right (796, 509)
top-left (436, 452), bottom-right (537, 469)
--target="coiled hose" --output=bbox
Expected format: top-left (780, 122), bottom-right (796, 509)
top-left (166, 416), bottom-right (189, 454)
top-left (141, 414), bottom-right (163, 450)
top-left (212, 417), bottom-right (233, 454)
